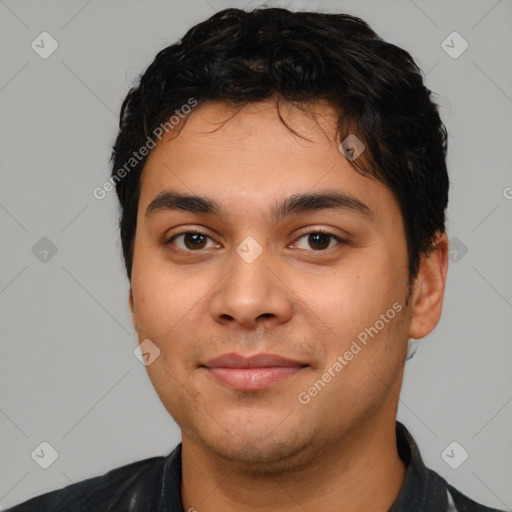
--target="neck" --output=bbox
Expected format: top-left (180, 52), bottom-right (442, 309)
top-left (181, 413), bottom-right (406, 512)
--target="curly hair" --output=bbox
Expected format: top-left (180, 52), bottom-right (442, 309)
top-left (111, 7), bottom-right (448, 280)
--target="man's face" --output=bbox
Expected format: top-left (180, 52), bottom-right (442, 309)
top-left (130, 99), bottom-right (413, 470)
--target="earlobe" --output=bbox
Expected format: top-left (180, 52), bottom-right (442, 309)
top-left (408, 232), bottom-right (449, 340)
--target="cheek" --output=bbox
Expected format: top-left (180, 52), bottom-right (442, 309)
top-left (130, 252), bottom-right (219, 366)
top-left (299, 255), bottom-right (408, 363)
top-left (131, 255), bottom-right (190, 340)
top-left (305, 266), bottom-right (397, 326)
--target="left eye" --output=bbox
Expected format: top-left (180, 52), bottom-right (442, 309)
top-left (293, 232), bottom-right (343, 251)
top-left (169, 232), bottom-right (219, 251)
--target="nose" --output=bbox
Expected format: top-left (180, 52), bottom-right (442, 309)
top-left (210, 243), bottom-right (294, 330)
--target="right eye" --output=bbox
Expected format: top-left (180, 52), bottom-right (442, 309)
top-left (165, 231), bottom-right (220, 252)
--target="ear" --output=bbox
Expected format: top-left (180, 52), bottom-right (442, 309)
top-left (408, 232), bottom-right (449, 340)
top-left (129, 287), bottom-right (137, 332)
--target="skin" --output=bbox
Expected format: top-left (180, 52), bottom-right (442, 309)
top-left (129, 98), bottom-right (448, 512)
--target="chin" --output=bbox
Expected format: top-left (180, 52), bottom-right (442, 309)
top-left (194, 419), bottom-right (318, 474)
top-left (221, 438), bottom-right (319, 476)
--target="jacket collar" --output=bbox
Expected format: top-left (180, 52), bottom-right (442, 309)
top-left (389, 422), bottom-right (448, 511)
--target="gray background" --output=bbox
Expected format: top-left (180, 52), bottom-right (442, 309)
top-left (1, 0), bottom-right (511, 509)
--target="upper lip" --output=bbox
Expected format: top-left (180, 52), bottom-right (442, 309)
top-left (201, 352), bottom-right (306, 369)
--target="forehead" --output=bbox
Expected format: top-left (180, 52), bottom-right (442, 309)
top-left (137, 99), bottom-right (399, 221)
top-left (146, 99), bottom-right (340, 171)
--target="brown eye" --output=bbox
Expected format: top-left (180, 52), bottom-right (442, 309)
top-left (307, 233), bottom-right (331, 250)
top-left (167, 232), bottom-right (218, 251)
top-left (292, 231), bottom-right (343, 251)
top-left (183, 233), bottom-right (207, 250)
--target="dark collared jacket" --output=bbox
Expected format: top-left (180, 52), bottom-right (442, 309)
top-left (7, 423), bottom-right (505, 511)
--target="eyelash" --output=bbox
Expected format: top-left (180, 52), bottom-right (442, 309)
top-left (165, 229), bottom-right (346, 253)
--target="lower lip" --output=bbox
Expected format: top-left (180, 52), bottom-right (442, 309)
top-left (205, 366), bottom-right (304, 391)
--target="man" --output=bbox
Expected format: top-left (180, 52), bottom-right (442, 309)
top-left (8, 7), bottom-right (505, 512)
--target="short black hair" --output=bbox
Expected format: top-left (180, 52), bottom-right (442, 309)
top-left (111, 7), bottom-right (448, 280)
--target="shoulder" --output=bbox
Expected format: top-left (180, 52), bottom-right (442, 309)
top-left (394, 422), bottom-right (506, 512)
top-left (6, 454), bottom-right (167, 512)
top-left (448, 484), bottom-right (507, 512)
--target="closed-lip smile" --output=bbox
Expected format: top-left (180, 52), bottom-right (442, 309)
top-left (200, 352), bottom-right (308, 391)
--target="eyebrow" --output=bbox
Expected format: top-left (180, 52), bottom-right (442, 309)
top-left (145, 189), bottom-right (373, 221)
